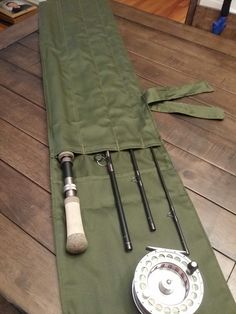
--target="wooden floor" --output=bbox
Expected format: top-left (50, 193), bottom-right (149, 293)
top-left (0, 2), bottom-right (236, 313)
top-left (115, 0), bottom-right (190, 22)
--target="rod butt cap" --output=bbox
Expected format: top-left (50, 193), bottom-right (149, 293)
top-left (66, 233), bottom-right (88, 254)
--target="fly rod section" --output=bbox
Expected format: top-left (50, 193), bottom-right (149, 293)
top-left (150, 148), bottom-right (190, 256)
top-left (129, 150), bottom-right (156, 232)
top-left (95, 150), bottom-right (205, 312)
top-left (105, 150), bottom-right (133, 252)
top-left (94, 148), bottom-right (190, 255)
top-left (132, 248), bottom-right (204, 314)
top-left (58, 151), bottom-right (88, 254)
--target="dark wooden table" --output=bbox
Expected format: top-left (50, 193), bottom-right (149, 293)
top-left (0, 2), bottom-right (235, 313)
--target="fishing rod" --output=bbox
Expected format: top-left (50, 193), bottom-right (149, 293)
top-left (150, 147), bottom-right (190, 255)
top-left (58, 151), bottom-right (88, 254)
top-left (105, 151), bottom-right (133, 252)
top-left (129, 149), bottom-right (156, 232)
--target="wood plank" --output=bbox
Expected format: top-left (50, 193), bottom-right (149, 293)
top-left (19, 32), bottom-right (39, 52)
top-left (0, 14), bottom-right (38, 50)
top-left (11, 23), bottom-right (236, 91)
top-left (0, 43), bottom-right (40, 71)
top-left (0, 160), bottom-right (54, 252)
top-left (128, 52), bottom-right (236, 117)
top-left (117, 18), bottom-right (236, 81)
top-left (27, 62), bottom-right (42, 77)
top-left (228, 266), bottom-right (236, 302)
top-left (0, 213), bottom-right (61, 314)
top-left (165, 142), bottom-right (236, 215)
top-left (0, 119), bottom-right (50, 191)
top-left (117, 17), bottom-right (236, 94)
top-left (153, 111), bottom-right (236, 175)
top-left (0, 59), bottom-right (44, 107)
top-left (114, 0), bottom-right (189, 23)
top-left (111, 1), bottom-right (236, 58)
top-left (188, 190), bottom-right (236, 260)
top-left (0, 86), bottom-right (47, 144)
top-left (214, 251), bottom-right (235, 281)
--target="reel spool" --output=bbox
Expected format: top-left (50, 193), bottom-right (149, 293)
top-left (132, 248), bottom-right (204, 314)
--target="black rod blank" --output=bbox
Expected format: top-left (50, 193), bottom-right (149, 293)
top-left (150, 147), bottom-right (190, 255)
top-left (129, 149), bottom-right (156, 232)
top-left (106, 151), bottom-right (133, 252)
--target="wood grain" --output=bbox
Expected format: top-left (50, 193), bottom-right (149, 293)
top-left (0, 43), bottom-right (40, 71)
top-left (0, 119), bottom-right (50, 191)
top-left (116, 17), bottom-right (236, 94)
top-left (111, 1), bottom-right (236, 58)
top-left (0, 160), bottom-right (54, 252)
top-left (153, 111), bottom-right (236, 176)
top-left (228, 266), bottom-right (236, 301)
top-left (0, 214), bottom-right (61, 314)
top-left (0, 85), bottom-right (47, 144)
top-left (19, 32), bottom-right (39, 52)
top-left (0, 59), bottom-right (44, 107)
top-left (132, 22), bottom-right (236, 75)
top-left (114, 0), bottom-right (190, 23)
top-left (188, 190), bottom-right (236, 261)
top-left (166, 143), bottom-right (236, 215)
top-left (214, 251), bottom-right (235, 281)
top-left (0, 14), bottom-right (38, 50)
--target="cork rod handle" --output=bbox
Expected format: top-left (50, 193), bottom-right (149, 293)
top-left (58, 151), bottom-right (88, 254)
top-left (65, 195), bottom-right (88, 254)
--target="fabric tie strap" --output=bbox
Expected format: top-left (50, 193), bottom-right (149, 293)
top-left (143, 81), bottom-right (224, 120)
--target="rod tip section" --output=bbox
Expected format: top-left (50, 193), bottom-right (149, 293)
top-left (125, 241), bottom-right (133, 252)
top-left (149, 221), bottom-right (156, 232)
top-left (66, 233), bottom-right (88, 254)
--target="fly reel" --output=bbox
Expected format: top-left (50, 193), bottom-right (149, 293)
top-left (132, 248), bottom-right (204, 314)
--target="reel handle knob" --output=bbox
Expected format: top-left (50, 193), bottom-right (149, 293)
top-left (187, 261), bottom-right (198, 275)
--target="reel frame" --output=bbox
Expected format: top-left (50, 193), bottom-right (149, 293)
top-left (132, 248), bottom-right (204, 314)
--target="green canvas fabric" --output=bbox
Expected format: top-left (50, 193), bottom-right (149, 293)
top-left (49, 148), bottom-right (236, 314)
top-left (39, 0), bottom-right (160, 157)
top-left (144, 81), bottom-right (214, 104)
top-left (144, 82), bottom-right (224, 120)
top-left (39, 0), bottom-right (236, 313)
top-left (152, 101), bottom-right (224, 120)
